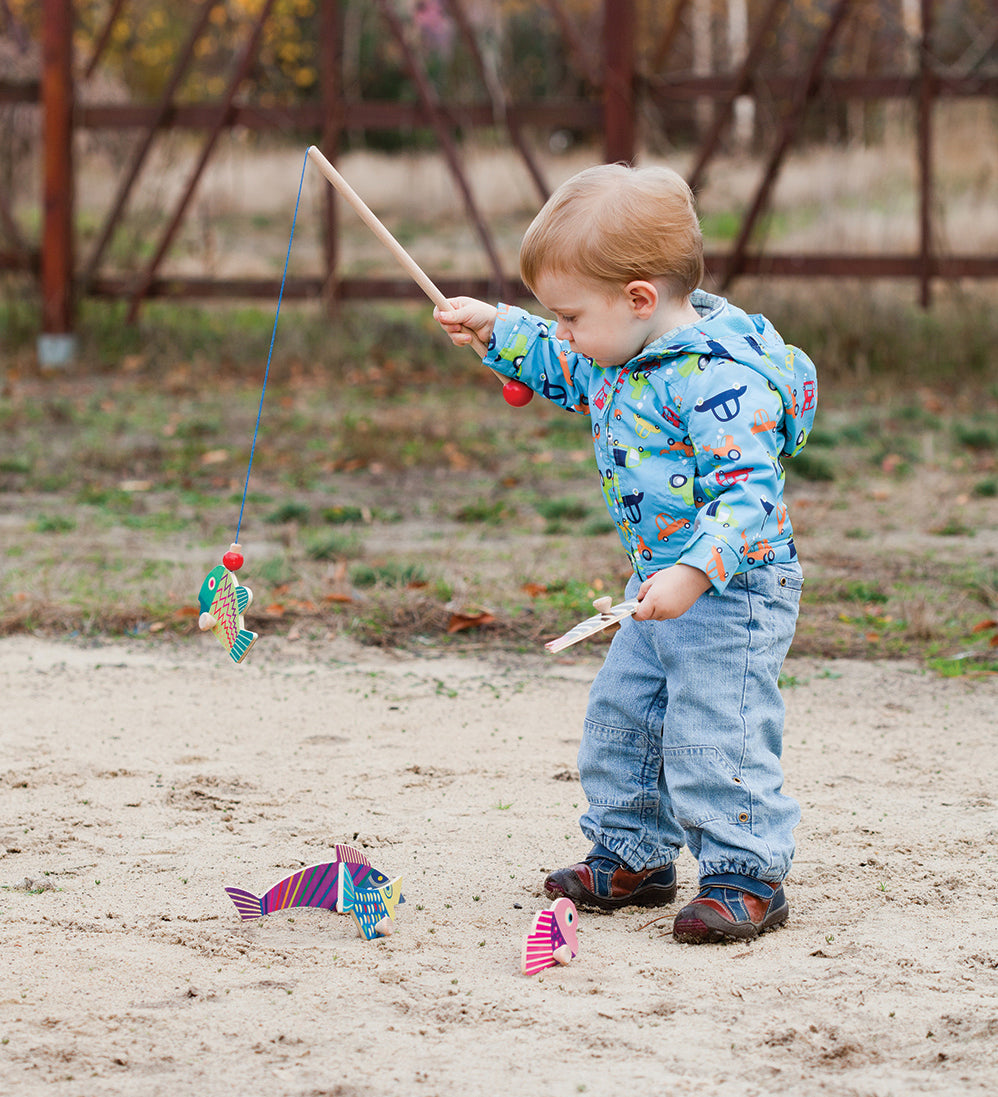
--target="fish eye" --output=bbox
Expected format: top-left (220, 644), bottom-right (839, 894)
top-left (208, 577), bottom-right (216, 590)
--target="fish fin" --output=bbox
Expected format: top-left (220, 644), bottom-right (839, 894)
top-left (347, 876), bottom-right (403, 940)
top-left (334, 843), bottom-right (370, 866)
top-left (235, 584), bottom-right (252, 615)
top-left (552, 943), bottom-right (573, 966)
top-left (224, 887), bottom-right (263, 920)
top-left (228, 628), bottom-right (258, 664)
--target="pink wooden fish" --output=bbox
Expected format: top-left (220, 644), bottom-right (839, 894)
top-left (521, 898), bottom-right (580, 976)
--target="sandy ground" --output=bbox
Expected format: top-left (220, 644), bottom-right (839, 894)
top-left (2, 633), bottom-right (997, 1097)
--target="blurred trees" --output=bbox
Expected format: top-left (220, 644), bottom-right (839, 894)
top-left (1, 1), bottom-right (994, 119)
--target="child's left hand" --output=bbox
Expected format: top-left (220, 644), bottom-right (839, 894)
top-left (633, 564), bottom-right (712, 620)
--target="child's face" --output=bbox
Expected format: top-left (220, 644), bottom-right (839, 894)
top-left (532, 271), bottom-right (651, 368)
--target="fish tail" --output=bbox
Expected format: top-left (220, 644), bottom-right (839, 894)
top-left (521, 910), bottom-right (557, 976)
top-left (224, 887), bottom-right (264, 920)
top-left (228, 628), bottom-right (258, 664)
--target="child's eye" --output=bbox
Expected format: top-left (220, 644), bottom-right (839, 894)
top-left (560, 315), bottom-right (576, 324)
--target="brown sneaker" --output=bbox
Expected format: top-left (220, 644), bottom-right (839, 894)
top-left (673, 874), bottom-right (788, 943)
top-left (544, 852), bottom-right (677, 912)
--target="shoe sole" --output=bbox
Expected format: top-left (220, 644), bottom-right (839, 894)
top-left (544, 877), bottom-right (678, 913)
top-left (672, 900), bottom-right (789, 943)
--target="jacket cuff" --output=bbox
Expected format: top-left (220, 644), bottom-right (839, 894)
top-left (678, 533), bottom-right (741, 593)
top-left (483, 303), bottom-right (533, 378)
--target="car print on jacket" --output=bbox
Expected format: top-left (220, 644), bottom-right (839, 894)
top-left (485, 291), bottom-right (817, 590)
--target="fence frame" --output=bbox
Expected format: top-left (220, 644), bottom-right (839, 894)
top-left (0, 0), bottom-right (995, 345)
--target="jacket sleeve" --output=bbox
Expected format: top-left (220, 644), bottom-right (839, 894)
top-left (674, 361), bottom-right (792, 592)
top-left (483, 304), bottom-right (593, 414)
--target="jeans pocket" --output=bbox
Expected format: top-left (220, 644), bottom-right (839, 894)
top-left (772, 565), bottom-right (804, 602)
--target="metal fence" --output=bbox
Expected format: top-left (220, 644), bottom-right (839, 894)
top-left (1, 0), bottom-right (996, 348)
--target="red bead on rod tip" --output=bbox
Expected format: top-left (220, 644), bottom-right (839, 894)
top-left (223, 543), bottom-right (244, 571)
top-left (502, 380), bottom-right (534, 407)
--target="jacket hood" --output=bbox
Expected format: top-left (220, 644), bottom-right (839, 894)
top-left (636, 290), bottom-right (817, 457)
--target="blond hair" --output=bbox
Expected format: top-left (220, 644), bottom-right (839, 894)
top-left (519, 163), bottom-right (704, 299)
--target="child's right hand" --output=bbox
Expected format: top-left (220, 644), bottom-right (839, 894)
top-left (433, 297), bottom-right (498, 351)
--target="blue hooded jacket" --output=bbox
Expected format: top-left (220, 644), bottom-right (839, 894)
top-left (484, 289), bottom-right (817, 591)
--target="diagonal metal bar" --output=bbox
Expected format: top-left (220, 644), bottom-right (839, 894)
top-left (83, 0), bottom-right (217, 288)
top-left (687, 0), bottom-right (786, 195)
top-left (444, 0), bottom-right (549, 203)
top-left (647, 0), bottom-right (692, 74)
top-left (721, 0), bottom-right (853, 290)
top-left (540, 0), bottom-right (602, 87)
top-left (372, 0), bottom-right (509, 298)
top-left (83, 0), bottom-right (128, 80)
top-left (126, 0), bottom-right (277, 322)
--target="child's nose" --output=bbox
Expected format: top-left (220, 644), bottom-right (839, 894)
top-left (556, 321), bottom-right (571, 342)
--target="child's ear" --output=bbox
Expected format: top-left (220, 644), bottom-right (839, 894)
top-left (625, 280), bottom-right (659, 317)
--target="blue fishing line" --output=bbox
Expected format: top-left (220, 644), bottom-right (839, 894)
top-left (234, 147), bottom-right (309, 544)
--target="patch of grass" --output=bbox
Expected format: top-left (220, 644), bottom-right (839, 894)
top-left (953, 423), bottom-right (998, 451)
top-left (973, 479), bottom-right (998, 498)
top-left (322, 505), bottom-right (367, 524)
top-left (534, 496), bottom-right (590, 533)
top-left (933, 518), bottom-right (975, 537)
top-left (582, 513), bottom-right (615, 536)
top-left (265, 501), bottom-right (311, 525)
top-left (76, 487), bottom-right (138, 513)
top-left (842, 581), bottom-right (889, 604)
top-left (0, 455), bottom-right (33, 474)
top-left (31, 514), bottom-right (76, 534)
top-left (255, 555), bottom-right (298, 587)
top-left (534, 498), bottom-right (590, 522)
top-left (454, 499), bottom-right (515, 524)
top-left (350, 561), bottom-right (428, 589)
top-left (787, 450), bottom-right (835, 482)
top-left (304, 530), bottom-right (364, 561)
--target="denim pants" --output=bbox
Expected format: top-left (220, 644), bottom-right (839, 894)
top-left (578, 562), bottom-right (803, 884)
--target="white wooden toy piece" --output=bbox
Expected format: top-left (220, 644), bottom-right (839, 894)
top-left (545, 596), bottom-right (639, 653)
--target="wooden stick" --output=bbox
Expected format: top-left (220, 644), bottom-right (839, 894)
top-left (306, 144), bottom-right (489, 357)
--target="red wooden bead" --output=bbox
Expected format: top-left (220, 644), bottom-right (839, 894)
top-left (502, 380), bottom-right (534, 407)
top-left (223, 549), bottom-right (244, 571)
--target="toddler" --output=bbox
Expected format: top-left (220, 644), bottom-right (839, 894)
top-left (435, 163), bottom-right (816, 942)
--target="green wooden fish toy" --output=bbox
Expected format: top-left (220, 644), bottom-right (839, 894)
top-left (197, 545), bottom-right (257, 663)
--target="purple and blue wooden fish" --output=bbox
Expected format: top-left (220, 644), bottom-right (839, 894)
top-left (224, 844), bottom-right (402, 921)
top-left (522, 897), bottom-right (580, 976)
top-left (198, 564), bottom-right (257, 664)
top-left (337, 865), bottom-right (404, 940)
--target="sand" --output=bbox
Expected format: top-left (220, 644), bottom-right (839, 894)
top-left (2, 633), bottom-right (996, 1096)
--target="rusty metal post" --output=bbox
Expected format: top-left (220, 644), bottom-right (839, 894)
top-left (603, 0), bottom-right (636, 163)
top-left (39, 0), bottom-right (75, 365)
top-left (917, 0), bottom-right (934, 307)
top-left (319, 0), bottom-right (344, 312)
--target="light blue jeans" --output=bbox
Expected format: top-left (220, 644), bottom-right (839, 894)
top-left (578, 563), bottom-right (803, 884)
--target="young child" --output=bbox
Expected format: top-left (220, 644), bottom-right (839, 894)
top-left (435, 163), bottom-right (816, 943)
